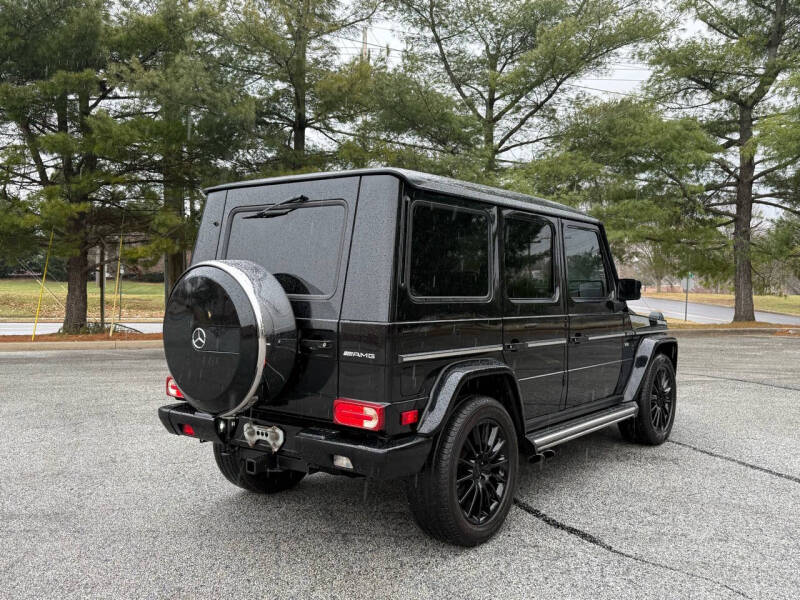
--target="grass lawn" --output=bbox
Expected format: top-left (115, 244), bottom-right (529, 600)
top-left (665, 319), bottom-right (796, 329)
top-left (645, 292), bottom-right (800, 317)
top-left (0, 278), bottom-right (164, 319)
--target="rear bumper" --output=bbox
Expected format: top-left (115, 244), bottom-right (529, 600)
top-left (158, 402), bottom-right (432, 480)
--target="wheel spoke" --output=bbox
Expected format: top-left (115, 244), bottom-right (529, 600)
top-left (471, 427), bottom-right (484, 453)
top-left (485, 480), bottom-right (500, 503)
top-left (660, 371), bottom-right (670, 391)
top-left (464, 435), bottom-right (479, 457)
top-left (476, 483), bottom-right (486, 519)
top-left (459, 481), bottom-right (476, 506)
top-left (467, 482), bottom-right (479, 516)
top-left (486, 424), bottom-right (498, 450)
top-left (489, 437), bottom-right (506, 460)
top-left (487, 457), bottom-right (508, 472)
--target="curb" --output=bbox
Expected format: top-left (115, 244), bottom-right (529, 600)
top-left (0, 318), bottom-right (163, 323)
top-left (0, 340), bottom-right (163, 352)
top-left (669, 328), bottom-right (799, 337)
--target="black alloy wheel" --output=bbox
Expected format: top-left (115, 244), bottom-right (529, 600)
top-left (456, 419), bottom-right (510, 525)
top-left (650, 364), bottom-right (674, 432)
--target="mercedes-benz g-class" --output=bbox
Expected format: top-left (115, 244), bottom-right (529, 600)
top-left (159, 168), bottom-right (677, 546)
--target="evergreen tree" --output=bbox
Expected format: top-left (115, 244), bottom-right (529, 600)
top-left (216, 0), bottom-right (378, 173)
top-left (0, 0), bottom-right (144, 331)
top-left (390, 0), bottom-right (661, 176)
top-left (103, 0), bottom-right (256, 299)
top-left (647, 0), bottom-right (800, 320)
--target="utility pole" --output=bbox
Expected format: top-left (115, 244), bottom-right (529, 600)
top-left (99, 244), bottom-right (105, 328)
top-left (684, 272), bottom-right (692, 321)
top-left (361, 26), bottom-right (369, 61)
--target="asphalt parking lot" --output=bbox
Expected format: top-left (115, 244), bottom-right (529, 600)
top-left (1, 336), bottom-right (798, 599)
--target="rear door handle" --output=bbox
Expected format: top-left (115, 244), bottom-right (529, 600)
top-left (505, 339), bottom-right (523, 352)
top-left (300, 339), bottom-right (333, 351)
top-left (569, 332), bottom-right (585, 344)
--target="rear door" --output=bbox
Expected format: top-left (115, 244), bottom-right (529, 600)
top-left (562, 222), bottom-right (625, 407)
top-left (501, 211), bottom-right (566, 425)
top-left (218, 177), bottom-right (360, 419)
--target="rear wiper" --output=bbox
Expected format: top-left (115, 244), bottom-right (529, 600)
top-left (243, 194), bottom-right (312, 219)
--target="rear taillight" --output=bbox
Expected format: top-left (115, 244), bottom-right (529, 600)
top-left (333, 398), bottom-right (385, 431)
top-left (166, 376), bottom-right (184, 399)
top-left (401, 409), bottom-right (419, 426)
top-left (181, 423), bottom-right (195, 436)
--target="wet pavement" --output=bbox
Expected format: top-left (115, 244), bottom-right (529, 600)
top-left (1, 335), bottom-right (798, 599)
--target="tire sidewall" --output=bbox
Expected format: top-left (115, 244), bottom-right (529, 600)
top-left (443, 397), bottom-right (519, 542)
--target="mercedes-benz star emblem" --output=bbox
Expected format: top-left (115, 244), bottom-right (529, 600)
top-left (191, 327), bottom-right (207, 350)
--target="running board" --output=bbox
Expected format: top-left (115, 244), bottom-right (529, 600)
top-left (527, 402), bottom-right (638, 452)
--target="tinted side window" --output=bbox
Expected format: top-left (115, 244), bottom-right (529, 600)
top-left (564, 227), bottom-right (609, 299)
top-left (504, 216), bottom-right (554, 299)
top-left (409, 200), bottom-right (490, 298)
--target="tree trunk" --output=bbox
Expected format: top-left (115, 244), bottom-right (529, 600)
top-left (99, 244), bottom-right (105, 328)
top-left (162, 98), bottom-right (187, 303)
top-left (163, 171), bottom-right (186, 303)
top-left (483, 55), bottom-right (497, 174)
top-left (483, 121), bottom-right (495, 173)
top-left (164, 250), bottom-right (186, 303)
top-left (63, 239), bottom-right (88, 333)
top-left (290, 1), bottom-right (309, 169)
top-left (733, 107), bottom-right (756, 322)
top-left (59, 91), bottom-right (90, 333)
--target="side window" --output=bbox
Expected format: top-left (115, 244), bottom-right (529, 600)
top-left (564, 227), bottom-right (610, 299)
top-left (504, 215), bottom-right (554, 299)
top-left (408, 199), bottom-right (490, 298)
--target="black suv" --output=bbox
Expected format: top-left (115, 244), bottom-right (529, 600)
top-left (159, 168), bottom-right (677, 546)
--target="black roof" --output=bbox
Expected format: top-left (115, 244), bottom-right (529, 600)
top-left (204, 168), bottom-right (597, 224)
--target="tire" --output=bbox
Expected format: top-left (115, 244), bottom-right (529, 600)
top-left (164, 259), bottom-right (297, 417)
top-left (619, 353), bottom-right (676, 445)
top-left (213, 443), bottom-right (305, 494)
top-left (407, 395), bottom-right (519, 546)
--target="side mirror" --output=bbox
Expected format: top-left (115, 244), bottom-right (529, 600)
top-left (618, 278), bottom-right (641, 301)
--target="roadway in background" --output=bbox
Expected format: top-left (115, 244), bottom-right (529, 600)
top-left (0, 321), bottom-right (163, 336)
top-left (628, 296), bottom-right (800, 325)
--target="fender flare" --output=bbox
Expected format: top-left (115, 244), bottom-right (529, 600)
top-left (416, 358), bottom-right (524, 437)
top-left (623, 335), bottom-right (678, 403)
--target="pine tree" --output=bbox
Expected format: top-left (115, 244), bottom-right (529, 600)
top-left (391, 0), bottom-right (661, 175)
top-left (647, 0), bottom-right (800, 320)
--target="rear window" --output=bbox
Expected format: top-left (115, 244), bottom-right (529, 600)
top-left (225, 202), bottom-right (346, 297)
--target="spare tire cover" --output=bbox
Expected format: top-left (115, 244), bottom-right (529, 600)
top-left (163, 259), bottom-right (297, 416)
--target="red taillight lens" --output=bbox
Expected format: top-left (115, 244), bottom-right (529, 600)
top-left (333, 398), bottom-right (385, 431)
top-left (166, 376), bottom-right (184, 399)
top-left (401, 409), bottom-right (419, 426)
top-left (181, 423), bottom-right (195, 436)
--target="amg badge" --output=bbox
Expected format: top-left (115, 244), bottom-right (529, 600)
top-left (342, 350), bottom-right (376, 360)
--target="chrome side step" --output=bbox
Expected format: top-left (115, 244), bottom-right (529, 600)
top-left (527, 402), bottom-right (638, 452)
